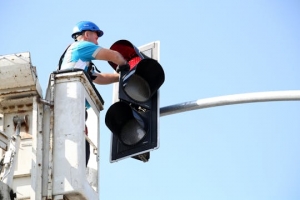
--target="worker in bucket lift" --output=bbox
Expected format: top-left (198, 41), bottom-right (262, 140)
top-left (59, 21), bottom-right (127, 83)
top-left (58, 21), bottom-right (129, 166)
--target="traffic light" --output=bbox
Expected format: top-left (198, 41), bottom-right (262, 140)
top-left (105, 40), bottom-right (165, 162)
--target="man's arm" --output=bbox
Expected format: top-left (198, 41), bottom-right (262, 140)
top-left (92, 47), bottom-right (127, 85)
top-left (95, 48), bottom-right (127, 66)
top-left (93, 73), bottom-right (119, 85)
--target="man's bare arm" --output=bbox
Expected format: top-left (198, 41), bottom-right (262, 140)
top-left (95, 48), bottom-right (127, 66)
top-left (93, 73), bottom-right (119, 85)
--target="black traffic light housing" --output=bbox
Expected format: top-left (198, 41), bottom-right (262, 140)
top-left (105, 40), bottom-right (165, 162)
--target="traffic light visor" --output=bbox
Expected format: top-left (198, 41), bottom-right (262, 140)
top-left (105, 101), bottom-right (147, 146)
top-left (122, 59), bottom-right (165, 102)
top-left (108, 40), bottom-right (142, 71)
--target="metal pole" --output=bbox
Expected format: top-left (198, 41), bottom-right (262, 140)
top-left (160, 90), bottom-right (300, 117)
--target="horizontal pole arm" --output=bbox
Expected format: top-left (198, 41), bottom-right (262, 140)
top-left (160, 90), bottom-right (300, 117)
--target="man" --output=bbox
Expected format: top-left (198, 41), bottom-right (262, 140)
top-left (60, 20), bottom-right (127, 83)
top-left (60, 21), bottom-right (128, 166)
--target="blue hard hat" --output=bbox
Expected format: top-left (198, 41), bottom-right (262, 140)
top-left (72, 21), bottom-right (104, 39)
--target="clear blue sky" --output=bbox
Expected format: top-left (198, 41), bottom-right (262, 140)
top-left (1, 1), bottom-right (300, 199)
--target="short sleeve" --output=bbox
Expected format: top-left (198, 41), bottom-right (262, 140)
top-left (71, 41), bottom-right (102, 62)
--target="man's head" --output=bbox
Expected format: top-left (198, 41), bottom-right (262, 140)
top-left (72, 21), bottom-right (104, 44)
